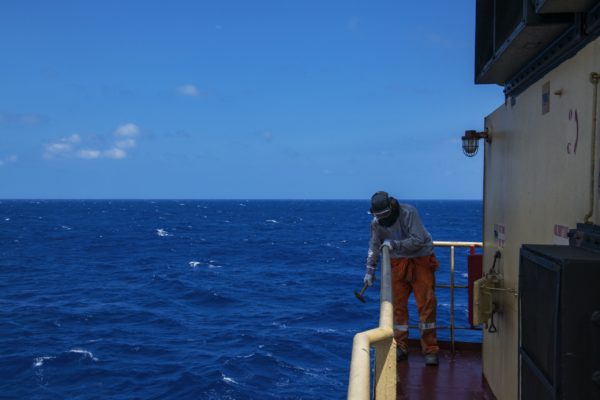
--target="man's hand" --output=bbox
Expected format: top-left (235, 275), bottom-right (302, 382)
top-left (364, 272), bottom-right (375, 287)
top-left (381, 239), bottom-right (395, 251)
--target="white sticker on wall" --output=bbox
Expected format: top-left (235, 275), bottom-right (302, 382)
top-left (494, 223), bottom-right (506, 249)
top-left (553, 224), bottom-right (570, 245)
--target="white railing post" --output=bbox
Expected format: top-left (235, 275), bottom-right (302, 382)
top-left (450, 245), bottom-right (455, 354)
top-left (375, 246), bottom-right (396, 400)
top-left (347, 246), bottom-right (395, 400)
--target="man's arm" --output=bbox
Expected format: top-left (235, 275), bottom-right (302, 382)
top-left (365, 221), bottom-right (381, 275)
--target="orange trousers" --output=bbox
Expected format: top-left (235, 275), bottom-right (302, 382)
top-left (391, 254), bottom-right (440, 354)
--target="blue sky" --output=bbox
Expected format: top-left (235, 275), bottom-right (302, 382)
top-left (0, 0), bottom-right (502, 199)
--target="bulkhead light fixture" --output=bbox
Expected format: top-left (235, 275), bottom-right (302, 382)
top-left (461, 129), bottom-right (491, 157)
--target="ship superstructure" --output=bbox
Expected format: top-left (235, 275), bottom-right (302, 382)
top-left (348, 1), bottom-right (600, 399)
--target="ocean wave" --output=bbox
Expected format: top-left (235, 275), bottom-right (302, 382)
top-left (189, 260), bottom-right (222, 268)
top-left (156, 228), bottom-right (172, 237)
top-left (33, 356), bottom-right (55, 368)
top-left (315, 328), bottom-right (337, 333)
top-left (32, 348), bottom-right (98, 369)
top-left (5, 199), bottom-right (482, 398)
top-left (222, 373), bottom-right (238, 385)
top-left (68, 348), bottom-right (99, 361)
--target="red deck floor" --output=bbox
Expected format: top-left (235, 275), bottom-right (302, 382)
top-left (396, 341), bottom-right (496, 400)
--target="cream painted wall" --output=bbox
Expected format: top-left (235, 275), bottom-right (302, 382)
top-left (481, 37), bottom-right (600, 400)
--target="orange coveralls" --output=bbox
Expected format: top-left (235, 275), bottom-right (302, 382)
top-left (391, 254), bottom-right (440, 354)
top-left (365, 202), bottom-right (439, 354)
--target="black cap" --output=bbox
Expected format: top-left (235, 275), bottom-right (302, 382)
top-left (370, 191), bottom-right (391, 215)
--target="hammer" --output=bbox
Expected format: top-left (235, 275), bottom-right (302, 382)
top-left (354, 283), bottom-right (369, 303)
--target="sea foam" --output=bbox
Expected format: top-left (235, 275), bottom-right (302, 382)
top-left (33, 356), bottom-right (55, 368)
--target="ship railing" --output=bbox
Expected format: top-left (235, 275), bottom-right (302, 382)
top-left (347, 241), bottom-right (483, 400)
top-left (432, 241), bottom-right (483, 353)
top-left (347, 246), bottom-right (395, 400)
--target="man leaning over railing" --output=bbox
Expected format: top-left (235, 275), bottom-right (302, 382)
top-left (363, 191), bottom-right (440, 366)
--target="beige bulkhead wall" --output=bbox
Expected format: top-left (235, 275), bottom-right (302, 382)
top-left (481, 37), bottom-right (600, 400)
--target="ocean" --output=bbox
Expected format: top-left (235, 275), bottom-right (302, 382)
top-left (0, 200), bottom-right (482, 399)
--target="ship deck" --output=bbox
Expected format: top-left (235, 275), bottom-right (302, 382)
top-left (397, 340), bottom-right (495, 400)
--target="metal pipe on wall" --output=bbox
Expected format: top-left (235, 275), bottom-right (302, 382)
top-left (584, 72), bottom-right (600, 223)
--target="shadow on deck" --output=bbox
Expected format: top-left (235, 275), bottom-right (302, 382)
top-left (397, 340), bottom-right (496, 400)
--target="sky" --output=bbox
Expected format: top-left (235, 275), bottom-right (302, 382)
top-left (0, 0), bottom-right (503, 200)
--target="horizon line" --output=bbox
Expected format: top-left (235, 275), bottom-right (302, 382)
top-left (0, 197), bottom-right (484, 201)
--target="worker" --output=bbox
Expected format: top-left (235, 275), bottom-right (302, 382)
top-left (363, 191), bottom-right (440, 366)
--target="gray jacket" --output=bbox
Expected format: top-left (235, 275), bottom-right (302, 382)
top-left (365, 203), bottom-right (434, 273)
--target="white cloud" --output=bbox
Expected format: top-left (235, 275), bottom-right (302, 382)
top-left (0, 154), bottom-right (18, 166)
top-left (44, 141), bottom-right (73, 159)
top-left (44, 134), bottom-right (81, 158)
top-left (177, 84), bottom-right (200, 97)
top-left (65, 134), bottom-right (81, 143)
top-left (114, 123), bottom-right (140, 137)
top-left (44, 123), bottom-right (140, 161)
top-left (103, 148), bottom-right (126, 159)
top-left (77, 149), bottom-right (101, 159)
top-left (115, 138), bottom-right (136, 149)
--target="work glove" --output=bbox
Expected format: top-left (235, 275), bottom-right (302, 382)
top-left (364, 272), bottom-right (375, 287)
top-left (381, 239), bottom-right (395, 251)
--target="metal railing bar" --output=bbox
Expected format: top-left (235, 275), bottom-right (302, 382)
top-left (406, 324), bottom-right (482, 331)
top-left (450, 246), bottom-right (455, 353)
top-left (433, 241), bottom-right (483, 247)
top-left (436, 284), bottom-right (468, 289)
top-left (432, 241), bottom-right (482, 354)
top-left (347, 240), bottom-right (483, 398)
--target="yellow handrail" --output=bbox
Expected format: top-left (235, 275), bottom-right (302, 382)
top-left (347, 246), bottom-right (395, 400)
top-left (347, 241), bottom-right (483, 399)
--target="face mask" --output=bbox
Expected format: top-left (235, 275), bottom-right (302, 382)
top-left (377, 207), bottom-right (399, 227)
top-left (376, 200), bottom-right (399, 227)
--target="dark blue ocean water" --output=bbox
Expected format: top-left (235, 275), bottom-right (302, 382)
top-left (0, 200), bottom-right (482, 399)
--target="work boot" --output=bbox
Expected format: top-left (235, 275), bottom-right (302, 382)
top-left (424, 353), bottom-right (439, 366)
top-left (397, 347), bottom-right (408, 361)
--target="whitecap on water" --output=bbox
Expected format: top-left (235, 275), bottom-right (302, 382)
top-left (265, 219), bottom-right (279, 224)
top-left (68, 348), bottom-right (98, 361)
top-left (156, 228), bottom-right (172, 237)
top-left (4, 217), bottom-right (10, 222)
top-left (33, 356), bottom-right (55, 368)
top-left (316, 328), bottom-right (337, 333)
top-left (189, 260), bottom-right (222, 268)
top-left (60, 225), bottom-right (72, 230)
top-left (222, 373), bottom-right (238, 385)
